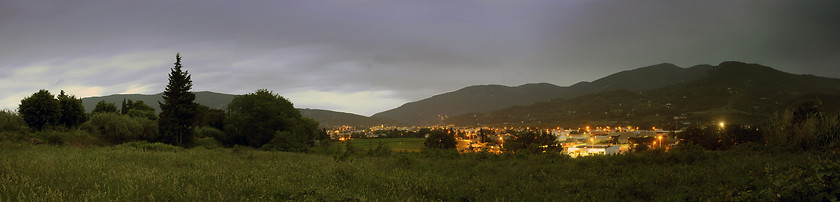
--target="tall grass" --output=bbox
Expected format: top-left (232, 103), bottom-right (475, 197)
top-left (765, 109), bottom-right (840, 150)
top-left (1, 143), bottom-right (835, 201)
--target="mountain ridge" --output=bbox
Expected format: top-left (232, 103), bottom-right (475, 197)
top-left (445, 61), bottom-right (840, 127)
top-left (372, 63), bottom-right (712, 126)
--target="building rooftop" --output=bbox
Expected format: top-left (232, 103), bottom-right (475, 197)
top-left (573, 145), bottom-right (617, 149)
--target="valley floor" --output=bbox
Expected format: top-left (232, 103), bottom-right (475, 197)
top-left (1, 142), bottom-right (837, 201)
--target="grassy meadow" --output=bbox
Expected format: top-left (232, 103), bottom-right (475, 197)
top-left (347, 138), bottom-right (425, 152)
top-left (2, 141), bottom-right (838, 201)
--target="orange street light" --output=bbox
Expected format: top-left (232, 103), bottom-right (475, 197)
top-left (658, 136), bottom-right (663, 148)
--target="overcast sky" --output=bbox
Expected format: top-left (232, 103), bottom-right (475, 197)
top-left (1, 0), bottom-right (838, 116)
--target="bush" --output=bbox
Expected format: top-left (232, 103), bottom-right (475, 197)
top-left (0, 110), bottom-right (27, 133)
top-left (224, 89), bottom-right (316, 148)
top-left (366, 141), bottom-right (392, 157)
top-left (193, 137), bottom-right (223, 149)
top-left (502, 130), bottom-right (561, 153)
top-left (115, 141), bottom-right (182, 152)
top-left (764, 108), bottom-right (840, 150)
top-left (18, 90), bottom-right (61, 131)
top-left (261, 131), bottom-right (310, 152)
top-left (195, 126), bottom-right (225, 139)
top-left (81, 113), bottom-right (160, 145)
top-left (424, 129), bottom-right (456, 150)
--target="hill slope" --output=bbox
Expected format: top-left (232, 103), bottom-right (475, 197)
top-left (373, 63), bottom-right (709, 126)
top-left (298, 109), bottom-right (403, 128)
top-left (372, 83), bottom-right (566, 126)
top-left (447, 61), bottom-right (840, 128)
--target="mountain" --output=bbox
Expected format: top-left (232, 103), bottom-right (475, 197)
top-left (563, 63), bottom-right (711, 97)
top-left (298, 109), bottom-right (403, 128)
top-left (446, 61), bottom-right (840, 128)
top-left (372, 63), bottom-right (710, 126)
top-left (81, 92), bottom-right (395, 128)
top-left (372, 83), bottom-right (567, 126)
top-left (81, 91), bottom-right (234, 113)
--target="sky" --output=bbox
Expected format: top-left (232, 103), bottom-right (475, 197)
top-left (1, 0), bottom-right (839, 116)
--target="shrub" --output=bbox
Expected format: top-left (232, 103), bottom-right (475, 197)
top-left (225, 89), bottom-right (316, 148)
top-left (115, 141), bottom-right (182, 152)
top-left (424, 129), bottom-right (456, 150)
top-left (81, 113), bottom-right (160, 145)
top-left (0, 110), bottom-right (27, 133)
top-left (195, 126), bottom-right (225, 139)
top-left (366, 141), bottom-right (392, 157)
top-left (193, 137), bottom-right (223, 149)
top-left (261, 131), bottom-right (310, 152)
top-left (18, 90), bottom-right (60, 131)
top-left (502, 130), bottom-right (561, 153)
top-left (764, 109), bottom-right (840, 150)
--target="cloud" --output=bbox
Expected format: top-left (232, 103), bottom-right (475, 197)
top-left (0, 51), bottom-right (171, 110)
top-left (0, 0), bottom-right (838, 115)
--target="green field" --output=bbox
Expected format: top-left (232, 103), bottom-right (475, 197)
top-left (348, 138), bottom-right (425, 152)
top-left (1, 142), bottom-right (838, 201)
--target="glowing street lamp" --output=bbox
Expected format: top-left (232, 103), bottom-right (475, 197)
top-left (658, 136), bottom-right (663, 148)
top-left (719, 121), bottom-right (725, 128)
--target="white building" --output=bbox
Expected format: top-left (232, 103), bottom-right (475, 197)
top-left (567, 145), bottom-right (620, 157)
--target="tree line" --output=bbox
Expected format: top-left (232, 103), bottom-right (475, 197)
top-left (7, 53), bottom-right (326, 152)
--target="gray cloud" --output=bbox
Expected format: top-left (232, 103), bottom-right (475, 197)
top-left (1, 0), bottom-right (838, 115)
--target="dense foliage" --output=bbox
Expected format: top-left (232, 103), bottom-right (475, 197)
top-left (158, 53), bottom-right (198, 147)
top-left (764, 106), bottom-right (840, 150)
top-left (18, 90), bottom-right (61, 131)
top-left (423, 129), bottom-right (456, 150)
top-left (502, 130), bottom-right (561, 153)
top-left (57, 90), bottom-right (87, 128)
top-left (223, 89), bottom-right (321, 151)
top-left (122, 99), bottom-right (158, 120)
top-left (0, 110), bottom-right (26, 133)
top-left (92, 100), bottom-right (118, 114)
top-left (195, 105), bottom-right (226, 130)
top-left (81, 113), bottom-right (159, 144)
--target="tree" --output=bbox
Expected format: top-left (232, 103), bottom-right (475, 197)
top-left (125, 100), bottom-right (157, 120)
top-left (81, 113), bottom-right (159, 144)
top-left (503, 130), bottom-right (560, 153)
top-left (57, 90), bottom-right (87, 128)
top-left (18, 90), bottom-right (61, 131)
top-left (158, 53), bottom-right (198, 146)
top-left (224, 89), bottom-right (317, 150)
top-left (121, 99), bottom-right (129, 115)
top-left (195, 104), bottom-right (226, 130)
top-left (0, 110), bottom-right (26, 132)
top-left (92, 100), bottom-right (118, 114)
top-left (423, 129), bottom-right (456, 150)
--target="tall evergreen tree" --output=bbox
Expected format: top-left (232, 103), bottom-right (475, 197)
top-left (121, 99), bottom-right (129, 115)
top-left (158, 53), bottom-right (197, 146)
top-left (57, 90), bottom-right (87, 128)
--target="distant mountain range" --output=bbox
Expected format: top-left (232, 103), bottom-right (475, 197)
top-left (81, 91), bottom-right (233, 113)
top-left (372, 63), bottom-right (712, 125)
top-left (445, 61), bottom-right (840, 128)
top-left (81, 61), bottom-right (840, 128)
top-left (81, 92), bottom-right (395, 128)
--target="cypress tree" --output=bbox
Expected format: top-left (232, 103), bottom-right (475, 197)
top-left (121, 99), bottom-right (128, 115)
top-left (158, 53), bottom-right (197, 146)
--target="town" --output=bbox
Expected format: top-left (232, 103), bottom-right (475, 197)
top-left (323, 123), bottom-right (710, 157)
